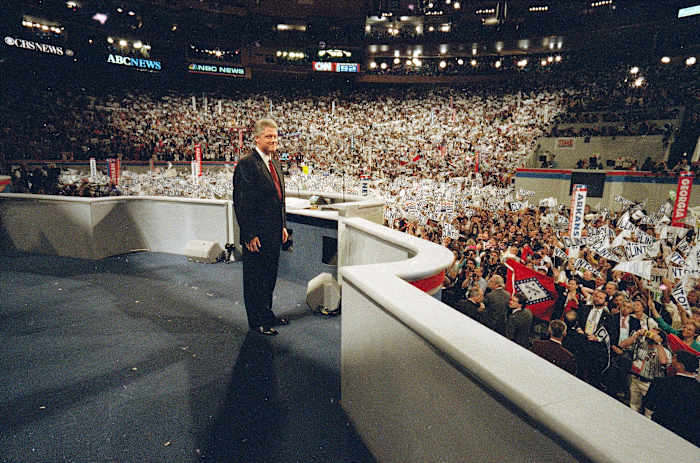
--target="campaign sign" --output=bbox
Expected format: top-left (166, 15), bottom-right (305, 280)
top-left (672, 172), bottom-right (693, 226)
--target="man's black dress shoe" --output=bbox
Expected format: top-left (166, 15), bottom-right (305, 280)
top-left (256, 325), bottom-right (278, 336)
top-left (276, 317), bottom-right (289, 326)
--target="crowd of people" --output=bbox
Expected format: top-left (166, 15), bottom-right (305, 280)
top-left (2, 53), bottom-right (700, 445)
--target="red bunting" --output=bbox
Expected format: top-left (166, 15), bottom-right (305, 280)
top-left (667, 333), bottom-right (700, 356)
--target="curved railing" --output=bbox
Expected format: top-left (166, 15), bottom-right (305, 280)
top-left (338, 217), bottom-right (699, 463)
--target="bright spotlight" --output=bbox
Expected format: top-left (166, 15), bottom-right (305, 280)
top-left (494, 60), bottom-right (501, 68)
top-left (470, 59), bottom-right (477, 66)
top-left (660, 56), bottom-right (670, 64)
top-left (547, 56), bottom-right (554, 63)
top-left (457, 58), bottom-right (464, 65)
top-left (107, 37), bottom-right (114, 44)
top-left (686, 56), bottom-right (697, 66)
top-left (554, 55), bottom-right (562, 62)
top-left (92, 13), bottom-right (108, 24)
top-left (133, 41), bottom-right (142, 49)
top-left (370, 61), bottom-right (377, 69)
top-left (119, 39), bottom-right (127, 47)
top-left (439, 60), bottom-right (447, 68)
top-left (380, 62), bottom-right (388, 70)
top-left (633, 77), bottom-right (644, 87)
top-left (541, 59), bottom-right (547, 66)
top-left (454, 2), bottom-right (461, 8)
top-left (394, 58), bottom-right (400, 64)
top-left (630, 66), bottom-right (639, 74)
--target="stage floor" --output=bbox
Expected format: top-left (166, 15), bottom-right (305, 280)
top-left (0, 252), bottom-right (374, 462)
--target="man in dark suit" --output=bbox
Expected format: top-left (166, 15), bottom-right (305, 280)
top-left (455, 286), bottom-right (485, 323)
top-left (644, 351), bottom-right (700, 447)
top-left (604, 300), bottom-right (641, 395)
top-left (531, 320), bottom-right (577, 375)
top-left (576, 289), bottom-right (614, 388)
top-left (233, 118), bottom-right (289, 335)
top-left (506, 292), bottom-right (533, 348)
top-left (483, 275), bottom-right (510, 336)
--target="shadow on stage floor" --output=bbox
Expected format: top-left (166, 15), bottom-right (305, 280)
top-left (0, 252), bottom-right (374, 463)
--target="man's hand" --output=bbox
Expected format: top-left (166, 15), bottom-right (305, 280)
top-left (246, 237), bottom-right (261, 252)
top-left (611, 345), bottom-right (623, 355)
top-left (282, 227), bottom-right (288, 244)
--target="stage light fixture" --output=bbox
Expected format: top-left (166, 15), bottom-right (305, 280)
top-left (92, 13), bottom-right (108, 25)
top-left (660, 56), bottom-right (670, 64)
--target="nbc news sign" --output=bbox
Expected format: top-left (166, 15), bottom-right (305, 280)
top-left (4, 36), bottom-right (73, 57)
top-left (107, 53), bottom-right (161, 71)
top-left (187, 62), bottom-right (245, 77)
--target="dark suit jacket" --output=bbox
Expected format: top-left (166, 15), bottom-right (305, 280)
top-left (455, 298), bottom-right (482, 323)
top-left (483, 288), bottom-right (510, 336)
top-left (233, 150), bottom-right (286, 246)
top-left (644, 375), bottom-right (700, 447)
top-left (577, 305), bottom-right (613, 337)
top-left (531, 339), bottom-right (577, 375)
top-left (609, 314), bottom-right (641, 348)
top-left (507, 308), bottom-right (533, 348)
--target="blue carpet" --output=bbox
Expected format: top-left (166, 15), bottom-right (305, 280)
top-left (0, 252), bottom-right (374, 463)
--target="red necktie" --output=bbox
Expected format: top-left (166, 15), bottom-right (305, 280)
top-left (269, 160), bottom-right (282, 200)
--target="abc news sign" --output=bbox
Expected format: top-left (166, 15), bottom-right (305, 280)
top-left (4, 36), bottom-right (73, 57)
top-left (107, 54), bottom-right (162, 71)
top-left (312, 61), bottom-right (360, 73)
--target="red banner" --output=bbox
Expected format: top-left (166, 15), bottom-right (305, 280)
top-left (667, 333), bottom-right (700, 356)
top-left (194, 143), bottom-right (202, 177)
top-left (672, 172), bottom-right (693, 226)
top-left (108, 159), bottom-right (119, 185)
top-left (505, 258), bottom-right (558, 321)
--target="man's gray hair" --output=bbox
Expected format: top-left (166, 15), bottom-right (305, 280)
top-left (468, 286), bottom-right (482, 299)
top-left (254, 118), bottom-right (278, 137)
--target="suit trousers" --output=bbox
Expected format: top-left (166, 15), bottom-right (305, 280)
top-left (242, 239), bottom-right (280, 329)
